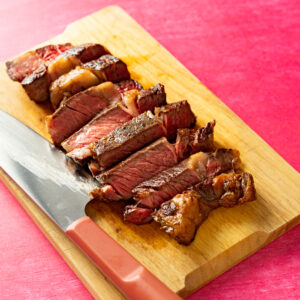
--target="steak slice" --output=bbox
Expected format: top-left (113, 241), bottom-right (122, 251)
top-left (64, 83), bottom-right (167, 163)
top-left (6, 43), bottom-right (72, 82)
top-left (175, 120), bottom-right (216, 160)
top-left (26, 44), bottom-right (107, 103)
top-left (123, 205), bottom-right (153, 225)
top-left (136, 83), bottom-right (166, 114)
top-left (154, 172), bottom-right (255, 244)
top-left (155, 100), bottom-right (196, 140)
top-left (50, 55), bottom-right (130, 109)
top-left (82, 55), bottom-right (130, 83)
top-left (64, 104), bottom-right (133, 163)
top-left (48, 43), bottom-right (109, 82)
top-left (90, 111), bottom-right (166, 169)
top-left (133, 149), bottom-right (241, 208)
top-left (90, 137), bottom-right (178, 201)
top-left (46, 82), bottom-right (121, 146)
top-left (50, 67), bottom-right (100, 109)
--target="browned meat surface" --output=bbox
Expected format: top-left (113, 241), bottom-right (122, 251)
top-left (195, 172), bottom-right (256, 208)
top-left (49, 67), bottom-right (100, 109)
top-left (133, 149), bottom-right (241, 208)
top-left (7, 43), bottom-right (108, 103)
top-left (21, 65), bottom-right (50, 103)
top-left (154, 191), bottom-right (206, 244)
top-left (90, 111), bottom-right (166, 169)
top-left (90, 137), bottom-right (178, 201)
top-left (64, 83), bottom-right (168, 163)
top-left (46, 82), bottom-right (121, 146)
top-left (48, 43), bottom-right (109, 81)
top-left (82, 55), bottom-right (130, 83)
top-left (175, 121), bottom-right (215, 160)
top-left (64, 104), bottom-right (133, 163)
top-left (155, 100), bottom-right (196, 140)
top-left (6, 43), bottom-right (72, 82)
top-left (136, 83), bottom-right (166, 114)
top-left (154, 172), bottom-right (255, 244)
top-left (50, 55), bottom-right (130, 109)
top-left (114, 79), bottom-right (143, 94)
top-left (123, 205), bottom-right (153, 224)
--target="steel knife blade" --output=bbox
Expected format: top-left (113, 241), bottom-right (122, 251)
top-left (0, 110), bottom-right (181, 300)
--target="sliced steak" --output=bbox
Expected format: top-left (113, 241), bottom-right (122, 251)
top-left (50, 67), bottom-right (100, 109)
top-left (46, 82), bottom-right (121, 146)
top-left (64, 83), bottom-right (167, 163)
top-left (50, 55), bottom-right (130, 109)
top-left (175, 120), bottom-right (215, 160)
top-left (123, 205), bottom-right (153, 225)
top-left (7, 43), bottom-right (109, 103)
top-left (64, 104), bottom-right (133, 163)
top-left (90, 111), bottom-right (166, 169)
top-left (114, 79), bottom-right (143, 94)
top-left (133, 149), bottom-right (241, 208)
top-left (154, 172), bottom-right (255, 244)
top-left (6, 43), bottom-right (72, 82)
top-left (82, 55), bottom-right (130, 83)
top-left (136, 83), bottom-right (166, 114)
top-left (90, 137), bottom-right (178, 201)
top-left (155, 100), bottom-right (196, 140)
top-left (48, 43), bottom-right (109, 82)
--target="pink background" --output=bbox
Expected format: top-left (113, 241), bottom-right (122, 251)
top-left (0, 0), bottom-right (299, 299)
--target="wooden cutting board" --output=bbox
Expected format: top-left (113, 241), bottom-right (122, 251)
top-left (0, 6), bottom-right (299, 299)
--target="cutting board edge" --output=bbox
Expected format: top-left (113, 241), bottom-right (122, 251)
top-left (179, 215), bottom-right (300, 297)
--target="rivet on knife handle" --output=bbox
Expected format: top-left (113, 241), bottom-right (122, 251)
top-left (66, 216), bottom-right (182, 300)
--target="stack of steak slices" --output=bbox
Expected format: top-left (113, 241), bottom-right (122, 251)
top-left (6, 43), bottom-right (256, 245)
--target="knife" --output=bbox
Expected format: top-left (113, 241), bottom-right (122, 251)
top-left (0, 110), bottom-right (181, 300)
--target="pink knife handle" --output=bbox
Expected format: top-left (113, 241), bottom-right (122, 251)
top-left (66, 216), bottom-right (181, 300)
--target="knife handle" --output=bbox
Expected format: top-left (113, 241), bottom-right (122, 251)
top-left (66, 216), bottom-right (181, 300)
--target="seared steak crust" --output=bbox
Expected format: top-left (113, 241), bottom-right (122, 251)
top-left (194, 172), bottom-right (256, 208)
top-left (136, 83), bottom-right (166, 113)
top-left (90, 111), bottom-right (166, 169)
top-left (155, 100), bottom-right (196, 140)
top-left (175, 121), bottom-right (215, 160)
top-left (82, 55), bottom-right (130, 82)
top-left (154, 191), bottom-right (205, 244)
top-left (154, 172), bottom-right (255, 244)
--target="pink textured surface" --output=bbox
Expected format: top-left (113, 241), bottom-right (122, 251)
top-left (0, 0), bottom-right (299, 299)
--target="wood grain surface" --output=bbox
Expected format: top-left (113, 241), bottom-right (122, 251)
top-left (0, 6), bottom-right (299, 299)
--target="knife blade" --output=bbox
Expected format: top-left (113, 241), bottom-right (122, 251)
top-left (0, 110), bottom-right (181, 300)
